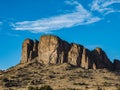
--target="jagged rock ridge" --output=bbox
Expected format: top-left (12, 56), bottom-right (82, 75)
top-left (21, 35), bottom-right (120, 70)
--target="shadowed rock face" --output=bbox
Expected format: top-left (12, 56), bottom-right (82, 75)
top-left (32, 40), bottom-right (39, 58)
top-left (114, 59), bottom-right (120, 70)
top-left (91, 48), bottom-right (113, 70)
top-left (20, 35), bottom-right (120, 70)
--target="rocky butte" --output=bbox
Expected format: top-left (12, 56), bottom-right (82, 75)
top-left (0, 34), bottom-right (120, 90)
top-left (21, 35), bottom-right (120, 71)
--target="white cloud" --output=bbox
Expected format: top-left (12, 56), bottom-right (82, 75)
top-left (12, 1), bottom-right (100, 33)
top-left (90, 0), bottom-right (120, 14)
top-left (65, 0), bottom-right (80, 5)
top-left (12, 0), bottom-right (120, 33)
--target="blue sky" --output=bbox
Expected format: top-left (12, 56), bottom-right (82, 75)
top-left (0, 0), bottom-right (120, 70)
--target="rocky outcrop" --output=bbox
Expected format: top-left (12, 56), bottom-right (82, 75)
top-left (68, 43), bottom-right (83, 66)
top-left (20, 35), bottom-right (120, 70)
top-left (68, 44), bottom-right (95, 69)
top-left (81, 48), bottom-right (93, 69)
top-left (21, 39), bottom-right (39, 63)
top-left (91, 48), bottom-right (113, 70)
top-left (38, 35), bottom-right (70, 65)
top-left (113, 59), bottom-right (120, 70)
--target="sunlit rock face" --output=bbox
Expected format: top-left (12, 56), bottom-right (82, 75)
top-left (21, 39), bottom-right (38, 63)
top-left (38, 35), bottom-right (70, 65)
top-left (68, 43), bottom-right (83, 66)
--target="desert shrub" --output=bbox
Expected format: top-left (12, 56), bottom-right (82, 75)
top-left (97, 86), bottom-right (102, 90)
top-left (73, 82), bottom-right (87, 85)
top-left (28, 85), bottom-right (53, 90)
top-left (28, 86), bottom-right (38, 90)
top-left (40, 85), bottom-right (53, 90)
top-left (116, 85), bottom-right (120, 90)
top-left (118, 87), bottom-right (120, 90)
top-left (103, 76), bottom-right (113, 80)
top-left (67, 88), bottom-right (76, 90)
top-left (8, 88), bottom-right (14, 90)
top-left (49, 75), bottom-right (55, 78)
top-left (3, 78), bottom-right (9, 82)
top-left (103, 81), bottom-right (111, 86)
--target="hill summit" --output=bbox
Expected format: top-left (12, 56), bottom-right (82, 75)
top-left (21, 35), bottom-right (120, 70)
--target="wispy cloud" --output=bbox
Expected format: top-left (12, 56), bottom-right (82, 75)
top-left (90, 0), bottom-right (120, 15)
top-left (12, 0), bottom-right (120, 33)
top-left (12, 1), bottom-right (100, 33)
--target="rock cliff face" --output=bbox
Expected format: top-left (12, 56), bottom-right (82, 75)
top-left (20, 35), bottom-right (120, 70)
top-left (38, 35), bottom-right (70, 65)
top-left (91, 48), bottom-right (113, 70)
top-left (68, 43), bottom-right (83, 67)
top-left (21, 39), bottom-right (39, 63)
top-left (114, 59), bottom-right (120, 70)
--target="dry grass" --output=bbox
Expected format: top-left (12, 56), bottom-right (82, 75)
top-left (0, 62), bottom-right (120, 90)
